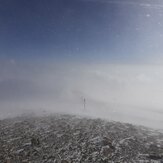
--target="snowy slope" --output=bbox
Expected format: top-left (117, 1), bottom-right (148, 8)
top-left (0, 114), bottom-right (163, 163)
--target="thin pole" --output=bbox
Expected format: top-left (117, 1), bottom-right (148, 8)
top-left (84, 98), bottom-right (86, 110)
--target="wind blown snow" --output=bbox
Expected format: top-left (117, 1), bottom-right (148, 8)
top-left (0, 60), bottom-right (163, 129)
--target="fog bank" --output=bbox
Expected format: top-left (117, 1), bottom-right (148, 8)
top-left (1, 60), bottom-right (163, 128)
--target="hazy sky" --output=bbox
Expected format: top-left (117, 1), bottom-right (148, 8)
top-left (1, 0), bottom-right (163, 128)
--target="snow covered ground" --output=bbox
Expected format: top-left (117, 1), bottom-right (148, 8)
top-left (0, 114), bottom-right (163, 163)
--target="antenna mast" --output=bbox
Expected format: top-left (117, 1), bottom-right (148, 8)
top-left (83, 98), bottom-right (86, 110)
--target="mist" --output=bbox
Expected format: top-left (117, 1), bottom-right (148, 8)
top-left (0, 59), bottom-right (163, 129)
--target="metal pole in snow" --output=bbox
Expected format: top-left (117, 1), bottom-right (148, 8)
top-left (84, 98), bottom-right (86, 110)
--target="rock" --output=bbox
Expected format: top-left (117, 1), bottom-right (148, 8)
top-left (100, 145), bottom-right (112, 157)
top-left (6, 158), bottom-right (11, 163)
top-left (31, 137), bottom-right (40, 146)
top-left (61, 160), bottom-right (69, 163)
top-left (148, 154), bottom-right (163, 160)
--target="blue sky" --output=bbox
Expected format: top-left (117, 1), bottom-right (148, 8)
top-left (1, 0), bottom-right (163, 62)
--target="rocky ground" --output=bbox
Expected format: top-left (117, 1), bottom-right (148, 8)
top-left (0, 114), bottom-right (163, 163)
